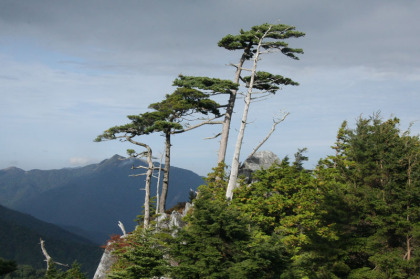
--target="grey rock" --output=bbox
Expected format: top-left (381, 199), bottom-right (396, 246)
top-left (93, 203), bottom-right (191, 278)
top-left (239, 151), bottom-right (280, 183)
top-left (93, 247), bottom-right (117, 279)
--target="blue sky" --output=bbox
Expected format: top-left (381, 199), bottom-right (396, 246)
top-left (1, 0), bottom-right (419, 176)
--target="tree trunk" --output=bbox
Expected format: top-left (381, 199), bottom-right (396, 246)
top-left (159, 132), bottom-right (171, 213)
top-left (155, 152), bottom-right (163, 215)
top-left (143, 146), bottom-right (153, 228)
top-left (226, 33), bottom-right (266, 200)
top-left (217, 46), bottom-right (250, 164)
top-left (126, 136), bottom-right (153, 228)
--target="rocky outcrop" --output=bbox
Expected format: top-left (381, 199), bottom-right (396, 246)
top-left (93, 248), bottom-right (117, 279)
top-left (238, 151), bottom-right (280, 183)
top-left (92, 203), bottom-right (192, 279)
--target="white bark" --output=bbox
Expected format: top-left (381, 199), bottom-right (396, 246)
top-left (159, 132), bottom-right (171, 213)
top-left (154, 152), bottom-right (163, 215)
top-left (126, 136), bottom-right (153, 228)
top-left (40, 238), bottom-right (68, 272)
top-left (118, 221), bottom-right (127, 237)
top-left (226, 27), bottom-right (271, 200)
top-left (217, 46), bottom-right (250, 164)
top-left (40, 238), bottom-right (52, 270)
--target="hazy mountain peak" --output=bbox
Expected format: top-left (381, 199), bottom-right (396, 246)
top-left (1, 166), bottom-right (24, 173)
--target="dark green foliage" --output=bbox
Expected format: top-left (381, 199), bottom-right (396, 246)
top-left (44, 261), bottom-right (87, 279)
top-left (233, 155), bottom-right (340, 278)
top-left (170, 166), bottom-right (289, 279)
top-left (98, 115), bottom-right (419, 279)
top-left (149, 87), bottom-right (221, 122)
top-left (242, 71), bottom-right (299, 94)
top-left (320, 114), bottom-right (420, 278)
top-left (218, 23), bottom-right (304, 60)
top-left (0, 258), bottom-right (16, 276)
top-left (1, 265), bottom-right (45, 279)
top-left (107, 229), bottom-right (170, 279)
top-left (96, 86), bottom-right (221, 142)
top-left (0, 205), bottom-right (101, 277)
top-left (61, 262), bottom-right (87, 279)
top-left (173, 75), bottom-right (238, 95)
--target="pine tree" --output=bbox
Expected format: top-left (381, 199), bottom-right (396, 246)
top-left (224, 24), bottom-right (303, 199)
top-left (170, 167), bottom-right (289, 279)
top-left (107, 228), bottom-right (170, 279)
top-left (0, 258), bottom-right (17, 276)
top-left (217, 23), bottom-right (305, 165)
top-left (324, 114), bottom-right (420, 278)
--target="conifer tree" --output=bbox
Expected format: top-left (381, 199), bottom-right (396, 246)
top-left (107, 228), bottom-right (170, 279)
top-left (96, 86), bottom-right (221, 214)
top-left (323, 114), bottom-right (420, 278)
top-left (148, 87), bottom-right (221, 212)
top-left (96, 112), bottom-right (160, 227)
top-left (225, 23), bottom-right (304, 200)
top-left (217, 23), bottom-right (304, 166)
top-left (170, 168), bottom-right (289, 278)
top-left (0, 258), bottom-right (17, 276)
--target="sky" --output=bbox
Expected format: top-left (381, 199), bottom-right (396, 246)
top-left (1, 0), bottom-right (419, 176)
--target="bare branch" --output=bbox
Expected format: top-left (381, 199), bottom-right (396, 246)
top-left (129, 173), bottom-right (148, 177)
top-left (40, 238), bottom-right (51, 266)
top-left (204, 132), bottom-right (222, 140)
top-left (229, 63), bottom-right (253, 71)
top-left (131, 165), bottom-right (149, 170)
top-left (40, 238), bottom-right (69, 271)
top-left (244, 112), bottom-right (289, 162)
top-left (172, 118), bottom-right (224, 134)
top-left (118, 221), bottom-right (127, 237)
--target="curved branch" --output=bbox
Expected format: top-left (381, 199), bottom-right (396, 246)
top-left (172, 118), bottom-right (224, 134)
top-left (244, 112), bottom-right (289, 163)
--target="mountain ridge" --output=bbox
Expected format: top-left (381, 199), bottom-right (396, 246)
top-left (0, 204), bottom-right (102, 276)
top-left (0, 154), bottom-right (204, 244)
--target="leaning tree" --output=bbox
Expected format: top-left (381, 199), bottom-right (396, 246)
top-left (148, 86), bottom-right (221, 213)
top-left (220, 23), bottom-right (305, 200)
top-left (217, 23), bottom-right (305, 166)
top-left (97, 85), bottom-right (221, 217)
top-left (95, 111), bottom-right (163, 228)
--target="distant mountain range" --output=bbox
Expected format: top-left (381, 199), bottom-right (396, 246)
top-left (0, 155), bottom-right (205, 244)
top-left (0, 204), bottom-right (102, 276)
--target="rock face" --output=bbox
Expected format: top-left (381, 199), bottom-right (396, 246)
top-left (238, 151), bottom-right (280, 183)
top-left (93, 248), bottom-right (117, 279)
top-left (92, 203), bottom-right (192, 279)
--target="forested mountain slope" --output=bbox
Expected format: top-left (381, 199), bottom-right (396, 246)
top-left (0, 155), bottom-right (204, 244)
top-left (0, 204), bottom-right (101, 277)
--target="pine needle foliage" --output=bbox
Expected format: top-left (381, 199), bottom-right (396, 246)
top-left (107, 228), bottom-right (170, 279)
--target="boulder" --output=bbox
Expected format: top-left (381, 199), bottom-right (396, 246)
top-left (238, 151), bottom-right (280, 183)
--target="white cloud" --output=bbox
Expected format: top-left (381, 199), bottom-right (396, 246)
top-left (69, 157), bottom-right (93, 166)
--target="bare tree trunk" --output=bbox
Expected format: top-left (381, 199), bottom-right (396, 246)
top-left (225, 89), bottom-right (252, 199)
top-left (159, 132), bottom-right (171, 213)
top-left (217, 46), bottom-right (250, 164)
top-left (155, 152), bottom-right (163, 215)
top-left (40, 238), bottom-right (68, 273)
top-left (40, 238), bottom-right (52, 271)
top-left (126, 137), bottom-right (153, 228)
top-left (117, 221), bottom-right (127, 237)
top-left (226, 30), bottom-right (267, 200)
top-left (143, 146), bottom-right (153, 228)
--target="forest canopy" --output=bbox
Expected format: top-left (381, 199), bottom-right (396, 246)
top-left (106, 114), bottom-right (420, 279)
